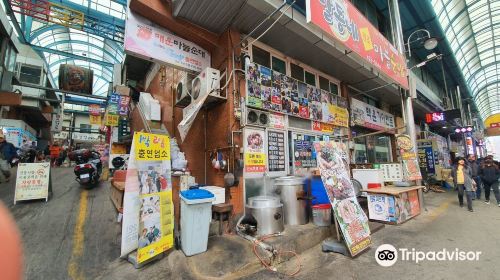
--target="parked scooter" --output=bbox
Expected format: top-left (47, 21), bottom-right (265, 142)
top-left (69, 149), bottom-right (102, 188)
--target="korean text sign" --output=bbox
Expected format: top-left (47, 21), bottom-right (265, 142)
top-left (14, 163), bottom-right (50, 203)
top-left (124, 10), bottom-right (210, 72)
top-left (350, 98), bottom-right (395, 130)
top-left (134, 132), bottom-right (170, 161)
top-left (244, 128), bottom-right (266, 174)
top-left (306, 0), bottom-right (408, 89)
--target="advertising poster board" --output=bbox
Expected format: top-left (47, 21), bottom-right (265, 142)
top-left (367, 194), bottom-right (396, 222)
top-left (243, 127), bottom-right (266, 175)
top-left (14, 163), bottom-right (51, 203)
top-left (313, 141), bottom-right (371, 256)
top-left (267, 129), bottom-right (287, 176)
top-left (51, 114), bottom-right (63, 132)
top-left (396, 135), bottom-right (422, 180)
top-left (121, 132), bottom-right (173, 260)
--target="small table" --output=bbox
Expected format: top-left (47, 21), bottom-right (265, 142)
top-left (363, 186), bottom-right (424, 224)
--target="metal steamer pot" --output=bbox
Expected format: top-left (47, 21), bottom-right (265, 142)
top-left (245, 196), bottom-right (284, 236)
top-left (274, 176), bottom-right (309, 225)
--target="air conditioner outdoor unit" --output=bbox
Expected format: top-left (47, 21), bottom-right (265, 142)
top-left (245, 108), bottom-right (269, 127)
top-left (175, 73), bottom-right (193, 107)
top-left (191, 67), bottom-right (220, 103)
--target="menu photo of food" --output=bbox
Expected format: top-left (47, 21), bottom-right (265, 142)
top-left (310, 101), bottom-right (322, 121)
top-left (308, 85), bottom-right (321, 102)
top-left (261, 85), bottom-right (272, 110)
top-left (299, 97), bottom-right (310, 119)
top-left (271, 87), bottom-right (282, 111)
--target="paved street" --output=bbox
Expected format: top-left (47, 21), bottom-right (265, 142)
top-left (1, 168), bottom-right (500, 279)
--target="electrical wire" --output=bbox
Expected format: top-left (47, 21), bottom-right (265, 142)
top-left (248, 0), bottom-right (297, 47)
top-left (252, 234), bottom-right (302, 277)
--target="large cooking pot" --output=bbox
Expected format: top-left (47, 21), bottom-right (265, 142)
top-left (275, 176), bottom-right (309, 225)
top-left (245, 196), bottom-right (284, 236)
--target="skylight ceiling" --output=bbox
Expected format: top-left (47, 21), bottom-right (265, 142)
top-left (432, 0), bottom-right (500, 120)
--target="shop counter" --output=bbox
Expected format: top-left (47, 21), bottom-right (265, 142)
top-left (363, 186), bottom-right (424, 224)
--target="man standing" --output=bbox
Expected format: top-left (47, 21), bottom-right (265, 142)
top-left (0, 132), bottom-right (17, 182)
top-left (468, 154), bottom-right (481, 200)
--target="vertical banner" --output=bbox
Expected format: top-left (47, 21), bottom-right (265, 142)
top-left (396, 135), bottom-right (422, 180)
top-left (243, 127), bottom-right (266, 175)
top-left (51, 114), bottom-right (63, 132)
top-left (121, 132), bottom-right (173, 261)
top-left (14, 163), bottom-right (51, 203)
top-left (313, 141), bottom-right (371, 256)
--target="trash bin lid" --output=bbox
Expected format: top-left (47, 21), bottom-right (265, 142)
top-left (180, 189), bottom-right (214, 200)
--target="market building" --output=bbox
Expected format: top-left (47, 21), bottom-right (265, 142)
top-left (2, 0), bottom-right (500, 278)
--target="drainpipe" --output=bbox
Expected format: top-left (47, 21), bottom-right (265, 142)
top-left (389, 0), bottom-right (417, 147)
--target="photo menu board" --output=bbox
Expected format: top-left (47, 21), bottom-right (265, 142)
top-left (267, 130), bottom-right (286, 173)
top-left (246, 62), bottom-right (349, 127)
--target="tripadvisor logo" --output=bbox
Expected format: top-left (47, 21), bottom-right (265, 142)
top-left (375, 244), bottom-right (481, 267)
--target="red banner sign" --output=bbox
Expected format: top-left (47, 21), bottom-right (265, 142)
top-left (306, 0), bottom-right (408, 89)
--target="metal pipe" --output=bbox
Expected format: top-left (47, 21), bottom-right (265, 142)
top-left (457, 86), bottom-right (465, 126)
top-left (440, 58), bottom-right (449, 101)
top-left (18, 82), bottom-right (108, 100)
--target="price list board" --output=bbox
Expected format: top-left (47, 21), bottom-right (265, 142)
top-left (267, 130), bottom-right (286, 174)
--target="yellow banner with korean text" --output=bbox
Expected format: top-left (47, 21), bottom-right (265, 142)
top-left (89, 114), bottom-right (102, 125)
top-left (331, 106), bottom-right (349, 127)
top-left (105, 113), bottom-right (119, 126)
top-left (134, 132), bottom-right (170, 161)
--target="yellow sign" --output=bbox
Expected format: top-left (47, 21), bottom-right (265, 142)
top-left (105, 113), bottom-right (119, 126)
top-left (137, 191), bottom-right (174, 263)
top-left (360, 27), bottom-right (373, 51)
top-left (244, 152), bottom-right (266, 172)
top-left (134, 132), bottom-right (170, 161)
top-left (89, 115), bottom-right (102, 125)
top-left (332, 106), bottom-right (349, 127)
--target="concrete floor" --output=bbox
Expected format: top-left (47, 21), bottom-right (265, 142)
top-left (1, 167), bottom-right (500, 279)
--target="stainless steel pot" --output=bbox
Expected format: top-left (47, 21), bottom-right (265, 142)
top-left (275, 176), bottom-right (309, 225)
top-left (245, 196), bottom-right (284, 236)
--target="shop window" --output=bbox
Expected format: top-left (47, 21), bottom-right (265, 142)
top-left (330, 82), bottom-right (339, 95)
top-left (272, 56), bottom-right (286, 74)
top-left (354, 138), bottom-right (368, 164)
top-left (319, 76), bottom-right (330, 91)
top-left (305, 71), bottom-right (316, 86)
top-left (290, 63), bottom-right (304, 82)
top-left (7, 44), bottom-right (17, 72)
top-left (80, 124), bottom-right (92, 133)
top-left (252, 45), bottom-right (270, 68)
top-left (354, 136), bottom-right (392, 164)
top-left (18, 64), bottom-right (42, 85)
top-left (375, 136), bottom-right (392, 163)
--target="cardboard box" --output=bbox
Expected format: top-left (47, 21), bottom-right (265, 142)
top-left (114, 85), bottom-right (130, 96)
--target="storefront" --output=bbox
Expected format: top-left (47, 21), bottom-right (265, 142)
top-left (243, 41), bottom-right (350, 200)
top-left (350, 98), bottom-right (397, 166)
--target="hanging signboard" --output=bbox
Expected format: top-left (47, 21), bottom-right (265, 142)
top-left (118, 95), bottom-right (131, 116)
top-left (89, 115), bottom-right (102, 125)
top-left (14, 163), bottom-right (51, 204)
top-left (105, 113), bottom-right (119, 127)
top-left (243, 127), bottom-right (266, 174)
top-left (121, 132), bottom-right (173, 261)
top-left (267, 130), bottom-right (287, 175)
top-left (306, 0), bottom-right (408, 89)
top-left (124, 10), bottom-right (210, 73)
top-left (350, 98), bottom-right (395, 130)
top-left (313, 141), bottom-right (371, 256)
top-left (72, 132), bottom-right (102, 142)
top-left (89, 104), bottom-right (101, 116)
top-left (396, 134), bottom-right (422, 180)
top-left (53, 131), bottom-right (69, 140)
top-left (51, 114), bottom-right (63, 132)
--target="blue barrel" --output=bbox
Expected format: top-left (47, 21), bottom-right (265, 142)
top-left (304, 177), bottom-right (329, 205)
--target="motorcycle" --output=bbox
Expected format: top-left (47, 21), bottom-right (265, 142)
top-left (69, 149), bottom-right (102, 188)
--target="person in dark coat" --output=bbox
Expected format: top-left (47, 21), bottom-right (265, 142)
top-left (479, 156), bottom-right (500, 206)
top-left (0, 132), bottom-right (17, 164)
top-left (467, 154), bottom-right (481, 200)
top-left (451, 157), bottom-right (475, 212)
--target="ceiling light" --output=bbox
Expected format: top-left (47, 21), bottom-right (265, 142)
top-left (442, 126), bottom-right (447, 128)
top-left (424, 37), bottom-right (438, 50)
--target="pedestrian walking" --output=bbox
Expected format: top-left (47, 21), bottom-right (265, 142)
top-left (49, 143), bottom-right (61, 167)
top-left (479, 156), bottom-right (500, 206)
top-left (467, 154), bottom-right (481, 200)
top-left (0, 132), bottom-right (17, 182)
top-left (452, 157), bottom-right (476, 212)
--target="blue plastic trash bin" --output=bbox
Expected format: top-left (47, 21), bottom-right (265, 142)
top-left (180, 189), bottom-right (215, 256)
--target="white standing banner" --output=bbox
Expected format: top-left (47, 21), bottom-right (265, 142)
top-left (51, 114), bottom-right (63, 132)
top-left (14, 163), bottom-right (51, 203)
top-left (124, 10), bottom-right (210, 73)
